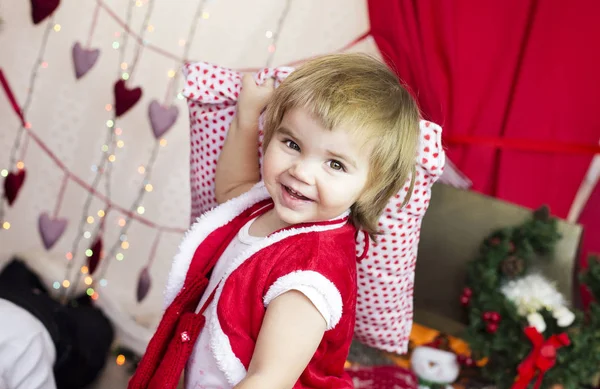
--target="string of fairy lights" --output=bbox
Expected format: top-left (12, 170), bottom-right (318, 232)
top-left (1, 0), bottom-right (369, 306)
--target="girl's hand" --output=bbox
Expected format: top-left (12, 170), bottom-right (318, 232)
top-left (236, 74), bottom-right (275, 131)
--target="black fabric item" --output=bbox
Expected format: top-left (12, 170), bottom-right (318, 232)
top-left (0, 258), bottom-right (115, 389)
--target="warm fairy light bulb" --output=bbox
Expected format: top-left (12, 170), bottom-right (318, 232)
top-left (66, 252), bottom-right (73, 260)
top-left (105, 104), bottom-right (112, 111)
top-left (53, 24), bottom-right (61, 32)
top-left (117, 140), bottom-right (125, 148)
top-left (16, 161), bottom-right (25, 169)
top-left (268, 44), bottom-right (276, 53)
top-left (265, 31), bottom-right (273, 38)
top-left (135, 0), bottom-right (142, 6)
top-left (1, 169), bottom-right (8, 177)
top-left (87, 216), bottom-right (94, 224)
top-left (41, 62), bottom-right (48, 68)
top-left (2, 222), bottom-right (10, 230)
top-left (62, 280), bottom-right (70, 288)
top-left (106, 120), bottom-right (114, 128)
top-left (85, 249), bottom-right (93, 257)
top-left (138, 166), bottom-right (146, 174)
top-left (160, 139), bottom-right (167, 147)
top-left (202, 12), bottom-right (210, 19)
top-left (81, 266), bottom-right (89, 274)
top-left (122, 73), bottom-right (130, 80)
top-left (121, 241), bottom-right (129, 249)
top-left (98, 210), bottom-right (105, 217)
top-left (84, 231), bottom-right (91, 239)
top-left (108, 155), bottom-right (116, 162)
top-left (168, 69), bottom-right (176, 78)
top-left (145, 184), bottom-right (153, 192)
top-left (116, 355), bottom-right (126, 365)
top-left (84, 276), bottom-right (93, 285)
top-left (178, 39), bottom-right (186, 46)
top-left (137, 206), bottom-right (145, 215)
top-left (118, 218), bottom-right (126, 227)
top-left (147, 25), bottom-right (154, 32)
top-left (116, 253), bottom-right (124, 261)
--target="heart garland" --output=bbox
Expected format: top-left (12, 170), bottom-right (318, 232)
top-left (72, 42), bottom-right (100, 79)
top-left (38, 212), bottom-right (68, 249)
top-left (136, 267), bottom-right (152, 302)
top-left (114, 79), bottom-right (143, 117)
top-left (148, 100), bottom-right (179, 139)
top-left (30, 0), bottom-right (61, 25)
top-left (3, 169), bottom-right (27, 206)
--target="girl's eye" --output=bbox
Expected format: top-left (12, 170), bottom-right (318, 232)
top-left (329, 160), bottom-right (346, 172)
top-left (285, 140), bottom-right (300, 151)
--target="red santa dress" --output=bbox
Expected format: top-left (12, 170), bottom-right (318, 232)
top-left (129, 182), bottom-right (358, 389)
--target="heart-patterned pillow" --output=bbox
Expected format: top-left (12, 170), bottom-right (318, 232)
top-left (182, 62), bottom-right (445, 354)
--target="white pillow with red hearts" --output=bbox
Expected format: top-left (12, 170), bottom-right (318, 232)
top-left (182, 62), bottom-right (445, 354)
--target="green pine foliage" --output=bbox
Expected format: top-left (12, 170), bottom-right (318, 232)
top-left (463, 207), bottom-right (600, 388)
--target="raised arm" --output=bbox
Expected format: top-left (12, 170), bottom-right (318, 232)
top-left (214, 74), bottom-right (274, 204)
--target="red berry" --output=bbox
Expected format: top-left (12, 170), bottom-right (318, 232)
top-left (456, 355), bottom-right (467, 364)
top-left (486, 322), bottom-right (499, 333)
top-left (465, 357), bottom-right (474, 367)
top-left (490, 312), bottom-right (501, 323)
top-left (463, 287), bottom-right (473, 297)
top-left (482, 311), bottom-right (492, 321)
top-left (460, 295), bottom-right (470, 306)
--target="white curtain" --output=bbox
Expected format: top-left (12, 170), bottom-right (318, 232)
top-left (0, 0), bottom-right (375, 353)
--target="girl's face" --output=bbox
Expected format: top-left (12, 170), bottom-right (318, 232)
top-left (262, 107), bottom-right (371, 228)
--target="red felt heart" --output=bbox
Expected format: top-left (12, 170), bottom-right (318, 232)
top-left (3, 169), bottom-right (26, 206)
top-left (30, 0), bottom-right (60, 25)
top-left (114, 79), bottom-right (143, 117)
top-left (136, 267), bottom-right (152, 302)
top-left (87, 237), bottom-right (103, 275)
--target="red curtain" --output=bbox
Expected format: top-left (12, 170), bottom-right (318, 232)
top-left (368, 0), bottom-right (600, 305)
top-left (368, 0), bottom-right (599, 217)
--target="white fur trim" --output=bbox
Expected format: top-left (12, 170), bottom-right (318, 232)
top-left (164, 181), bottom-right (270, 307)
top-left (263, 271), bottom-right (343, 330)
top-left (208, 219), bottom-right (347, 386)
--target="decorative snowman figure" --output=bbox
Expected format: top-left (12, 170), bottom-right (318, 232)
top-left (410, 336), bottom-right (460, 389)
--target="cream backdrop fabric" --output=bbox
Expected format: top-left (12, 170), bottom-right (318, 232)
top-left (0, 0), bottom-right (376, 353)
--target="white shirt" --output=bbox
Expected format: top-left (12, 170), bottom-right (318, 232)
top-left (185, 217), bottom-right (335, 389)
top-left (0, 299), bottom-right (56, 389)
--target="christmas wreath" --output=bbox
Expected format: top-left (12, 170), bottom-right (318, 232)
top-left (461, 206), bottom-right (600, 388)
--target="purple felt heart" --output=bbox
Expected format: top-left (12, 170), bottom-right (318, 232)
top-left (38, 212), bottom-right (68, 250)
top-left (114, 79), bottom-right (143, 117)
top-left (148, 100), bottom-right (179, 138)
top-left (72, 42), bottom-right (100, 79)
top-left (136, 267), bottom-right (152, 302)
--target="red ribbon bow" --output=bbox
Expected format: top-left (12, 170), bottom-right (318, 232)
top-left (511, 326), bottom-right (570, 389)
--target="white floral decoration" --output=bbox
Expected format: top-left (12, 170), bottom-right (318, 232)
top-left (501, 273), bottom-right (575, 330)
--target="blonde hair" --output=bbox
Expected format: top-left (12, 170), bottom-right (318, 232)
top-left (263, 53), bottom-right (420, 240)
